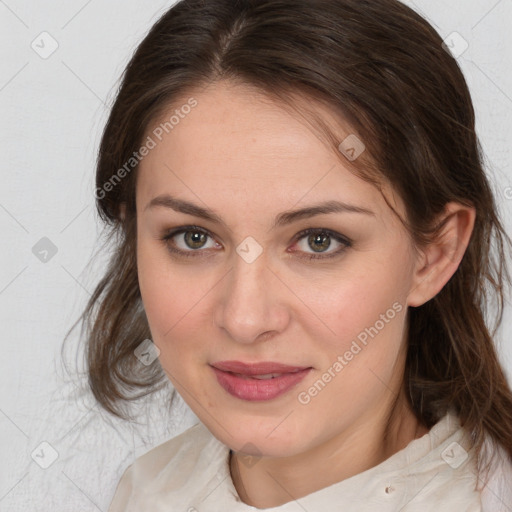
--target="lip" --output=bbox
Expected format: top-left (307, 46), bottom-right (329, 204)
top-left (210, 360), bottom-right (312, 401)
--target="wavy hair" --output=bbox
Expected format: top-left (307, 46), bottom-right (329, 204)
top-left (68, 0), bottom-right (512, 481)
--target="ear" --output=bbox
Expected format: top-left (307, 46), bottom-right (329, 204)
top-left (407, 202), bottom-right (476, 308)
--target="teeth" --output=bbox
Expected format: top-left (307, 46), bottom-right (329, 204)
top-left (252, 373), bottom-right (282, 380)
top-left (234, 372), bottom-right (282, 380)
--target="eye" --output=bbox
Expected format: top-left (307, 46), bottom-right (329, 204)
top-left (161, 226), bottom-right (220, 258)
top-left (291, 228), bottom-right (352, 260)
top-left (160, 226), bottom-right (352, 261)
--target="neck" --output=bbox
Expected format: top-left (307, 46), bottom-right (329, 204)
top-left (229, 393), bottom-right (428, 508)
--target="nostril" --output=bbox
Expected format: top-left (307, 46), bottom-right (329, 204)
top-left (257, 331), bottom-right (276, 342)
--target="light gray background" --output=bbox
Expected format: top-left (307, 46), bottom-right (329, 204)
top-left (1, 1), bottom-right (511, 510)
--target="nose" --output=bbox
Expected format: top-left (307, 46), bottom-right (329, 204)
top-left (213, 249), bottom-right (291, 345)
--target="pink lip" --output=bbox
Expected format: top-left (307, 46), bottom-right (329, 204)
top-left (210, 360), bottom-right (312, 401)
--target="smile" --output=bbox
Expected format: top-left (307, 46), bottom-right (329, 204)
top-left (210, 361), bottom-right (312, 401)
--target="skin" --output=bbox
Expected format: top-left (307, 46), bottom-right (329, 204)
top-left (134, 80), bottom-right (475, 508)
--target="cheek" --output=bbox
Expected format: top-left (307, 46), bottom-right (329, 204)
top-left (137, 229), bottom-right (412, 378)
top-left (295, 266), bottom-right (409, 415)
top-left (295, 259), bottom-right (410, 357)
top-left (288, 265), bottom-right (411, 412)
top-left (137, 241), bottom-right (216, 364)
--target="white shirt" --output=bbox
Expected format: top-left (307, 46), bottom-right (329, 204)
top-left (108, 411), bottom-right (512, 511)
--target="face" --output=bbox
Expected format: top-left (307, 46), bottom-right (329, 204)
top-left (135, 80), bottom-right (420, 458)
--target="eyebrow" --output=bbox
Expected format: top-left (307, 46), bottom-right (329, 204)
top-left (145, 194), bottom-right (375, 229)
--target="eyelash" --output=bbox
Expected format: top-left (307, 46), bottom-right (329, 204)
top-left (160, 225), bottom-right (352, 261)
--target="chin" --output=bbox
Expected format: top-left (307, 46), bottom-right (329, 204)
top-left (202, 411), bottom-right (311, 458)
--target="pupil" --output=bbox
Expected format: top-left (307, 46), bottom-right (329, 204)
top-left (185, 231), bottom-right (206, 249)
top-left (308, 233), bottom-right (330, 252)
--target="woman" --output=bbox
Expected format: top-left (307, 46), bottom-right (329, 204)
top-left (80, 0), bottom-right (512, 509)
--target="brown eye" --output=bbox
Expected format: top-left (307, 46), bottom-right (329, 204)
top-left (183, 230), bottom-right (208, 249)
top-left (307, 232), bottom-right (332, 253)
top-left (293, 228), bottom-right (352, 261)
top-left (161, 226), bottom-right (220, 258)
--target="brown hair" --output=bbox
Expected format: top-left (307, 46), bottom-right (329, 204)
top-left (70, 0), bottom-right (512, 482)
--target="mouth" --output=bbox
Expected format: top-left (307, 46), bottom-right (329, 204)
top-left (227, 372), bottom-right (296, 380)
top-left (210, 361), bottom-right (312, 401)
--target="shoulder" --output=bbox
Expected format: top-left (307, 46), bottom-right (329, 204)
top-left (108, 421), bottom-right (225, 511)
top-left (127, 421), bottom-right (212, 479)
top-left (479, 438), bottom-right (512, 512)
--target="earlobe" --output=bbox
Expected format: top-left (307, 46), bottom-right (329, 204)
top-left (407, 202), bottom-right (476, 308)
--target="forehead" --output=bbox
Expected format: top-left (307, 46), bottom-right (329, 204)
top-left (136, 81), bottom-right (402, 221)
